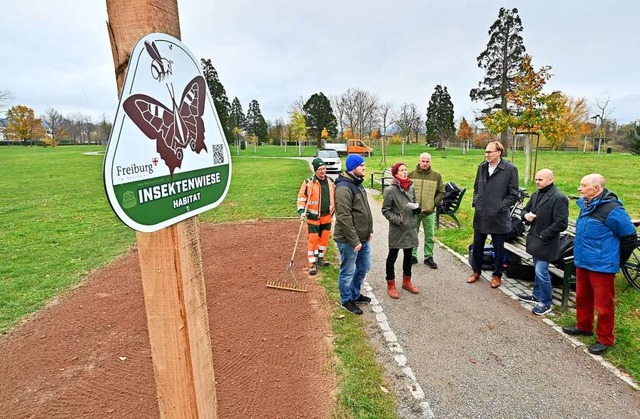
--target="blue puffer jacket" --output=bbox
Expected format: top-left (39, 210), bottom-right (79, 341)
top-left (574, 190), bottom-right (637, 274)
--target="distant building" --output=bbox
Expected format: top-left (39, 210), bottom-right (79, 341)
top-left (0, 118), bottom-right (7, 141)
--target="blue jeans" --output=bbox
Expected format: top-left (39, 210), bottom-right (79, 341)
top-left (533, 258), bottom-right (552, 306)
top-left (336, 240), bottom-right (371, 304)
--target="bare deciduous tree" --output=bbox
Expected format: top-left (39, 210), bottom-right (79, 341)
top-left (96, 113), bottom-right (112, 145)
top-left (64, 112), bottom-right (93, 143)
top-left (334, 88), bottom-right (379, 140)
top-left (330, 95), bottom-right (345, 139)
top-left (42, 108), bottom-right (66, 142)
top-left (377, 102), bottom-right (396, 165)
top-left (0, 89), bottom-right (13, 116)
top-left (395, 103), bottom-right (422, 144)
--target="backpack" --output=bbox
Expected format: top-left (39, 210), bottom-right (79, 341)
top-left (550, 233), bottom-right (574, 270)
top-left (440, 182), bottom-right (462, 212)
top-left (505, 216), bottom-right (525, 242)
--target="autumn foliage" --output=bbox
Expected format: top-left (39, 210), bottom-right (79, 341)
top-left (4, 105), bottom-right (46, 143)
top-left (456, 117), bottom-right (474, 142)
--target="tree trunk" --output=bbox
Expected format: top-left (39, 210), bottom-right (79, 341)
top-left (105, 1), bottom-right (217, 418)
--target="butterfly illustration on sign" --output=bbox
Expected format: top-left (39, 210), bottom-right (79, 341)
top-left (123, 41), bottom-right (207, 176)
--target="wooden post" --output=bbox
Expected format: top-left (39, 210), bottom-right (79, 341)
top-left (106, 1), bottom-right (217, 418)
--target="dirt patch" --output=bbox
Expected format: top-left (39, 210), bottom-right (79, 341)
top-left (0, 219), bottom-right (336, 418)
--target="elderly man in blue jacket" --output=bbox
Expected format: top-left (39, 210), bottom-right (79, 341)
top-left (562, 173), bottom-right (638, 355)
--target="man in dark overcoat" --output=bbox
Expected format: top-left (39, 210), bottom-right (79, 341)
top-left (517, 169), bottom-right (569, 314)
top-left (468, 141), bottom-right (520, 288)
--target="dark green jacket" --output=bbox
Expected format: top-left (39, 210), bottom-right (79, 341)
top-left (333, 173), bottom-right (374, 247)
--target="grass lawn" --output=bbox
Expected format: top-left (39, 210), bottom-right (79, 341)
top-left (1, 144), bottom-right (639, 411)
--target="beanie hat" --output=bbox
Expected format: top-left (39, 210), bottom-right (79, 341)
top-left (345, 154), bottom-right (365, 172)
top-left (312, 158), bottom-right (325, 171)
top-left (391, 162), bottom-right (405, 177)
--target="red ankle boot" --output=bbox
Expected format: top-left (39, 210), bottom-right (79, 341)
top-left (387, 281), bottom-right (399, 299)
top-left (402, 275), bottom-right (419, 294)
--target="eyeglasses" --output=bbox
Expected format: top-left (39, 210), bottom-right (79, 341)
top-left (485, 150), bottom-right (499, 154)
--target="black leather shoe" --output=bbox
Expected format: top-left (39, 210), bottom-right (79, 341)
top-left (424, 257), bottom-right (438, 269)
top-left (588, 342), bottom-right (611, 355)
top-left (562, 326), bottom-right (593, 336)
top-left (354, 294), bottom-right (371, 304)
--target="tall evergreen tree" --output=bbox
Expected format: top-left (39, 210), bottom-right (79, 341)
top-left (470, 7), bottom-right (526, 146)
top-left (303, 92), bottom-right (338, 146)
top-left (229, 97), bottom-right (246, 131)
top-left (629, 122), bottom-right (640, 155)
top-left (425, 85), bottom-right (455, 149)
top-left (246, 99), bottom-right (268, 142)
top-left (201, 58), bottom-right (233, 142)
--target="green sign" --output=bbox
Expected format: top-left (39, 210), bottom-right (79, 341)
top-left (104, 33), bottom-right (232, 232)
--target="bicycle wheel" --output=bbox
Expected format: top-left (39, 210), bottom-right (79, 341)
top-left (622, 246), bottom-right (640, 291)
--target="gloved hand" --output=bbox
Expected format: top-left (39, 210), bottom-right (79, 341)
top-left (412, 207), bottom-right (421, 215)
top-left (298, 209), bottom-right (306, 219)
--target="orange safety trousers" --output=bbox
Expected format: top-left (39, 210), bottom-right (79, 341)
top-left (307, 213), bottom-right (333, 267)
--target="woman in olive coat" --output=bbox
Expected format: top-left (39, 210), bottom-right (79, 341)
top-left (382, 162), bottom-right (420, 298)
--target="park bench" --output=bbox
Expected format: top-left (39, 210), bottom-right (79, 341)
top-left (536, 146), bottom-right (552, 151)
top-left (561, 146), bottom-right (579, 152)
top-left (370, 168), bottom-right (394, 193)
top-left (436, 183), bottom-right (466, 229)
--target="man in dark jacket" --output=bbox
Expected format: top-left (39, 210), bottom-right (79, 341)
top-left (562, 173), bottom-right (638, 355)
top-left (516, 169), bottom-right (568, 315)
top-left (334, 154), bottom-right (374, 315)
top-left (467, 141), bottom-right (520, 288)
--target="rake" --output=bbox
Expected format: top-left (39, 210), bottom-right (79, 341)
top-left (266, 216), bottom-right (309, 293)
top-left (267, 177), bottom-right (314, 293)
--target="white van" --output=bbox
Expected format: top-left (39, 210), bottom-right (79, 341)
top-left (314, 149), bottom-right (342, 173)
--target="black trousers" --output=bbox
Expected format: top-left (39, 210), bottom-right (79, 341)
top-left (386, 248), bottom-right (413, 280)
top-left (472, 230), bottom-right (507, 277)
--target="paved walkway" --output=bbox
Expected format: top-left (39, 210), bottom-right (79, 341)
top-left (361, 190), bottom-right (639, 418)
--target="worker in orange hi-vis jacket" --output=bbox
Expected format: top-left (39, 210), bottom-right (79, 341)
top-left (297, 158), bottom-right (336, 275)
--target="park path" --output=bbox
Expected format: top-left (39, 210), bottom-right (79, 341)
top-left (361, 190), bottom-right (639, 418)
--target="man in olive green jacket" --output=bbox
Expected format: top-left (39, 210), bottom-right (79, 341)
top-left (409, 153), bottom-right (445, 269)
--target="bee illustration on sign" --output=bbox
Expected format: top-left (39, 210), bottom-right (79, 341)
top-left (145, 40), bottom-right (173, 81)
top-left (123, 43), bottom-right (207, 177)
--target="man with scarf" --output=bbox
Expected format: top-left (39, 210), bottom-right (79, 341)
top-left (382, 162), bottom-right (421, 298)
top-left (297, 158), bottom-right (335, 275)
top-left (409, 152), bottom-right (445, 269)
top-left (334, 154), bottom-right (374, 315)
top-left (562, 173), bottom-right (638, 355)
top-left (516, 169), bottom-right (568, 315)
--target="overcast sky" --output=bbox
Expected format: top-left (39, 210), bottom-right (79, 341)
top-left (1, 1), bottom-right (638, 126)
